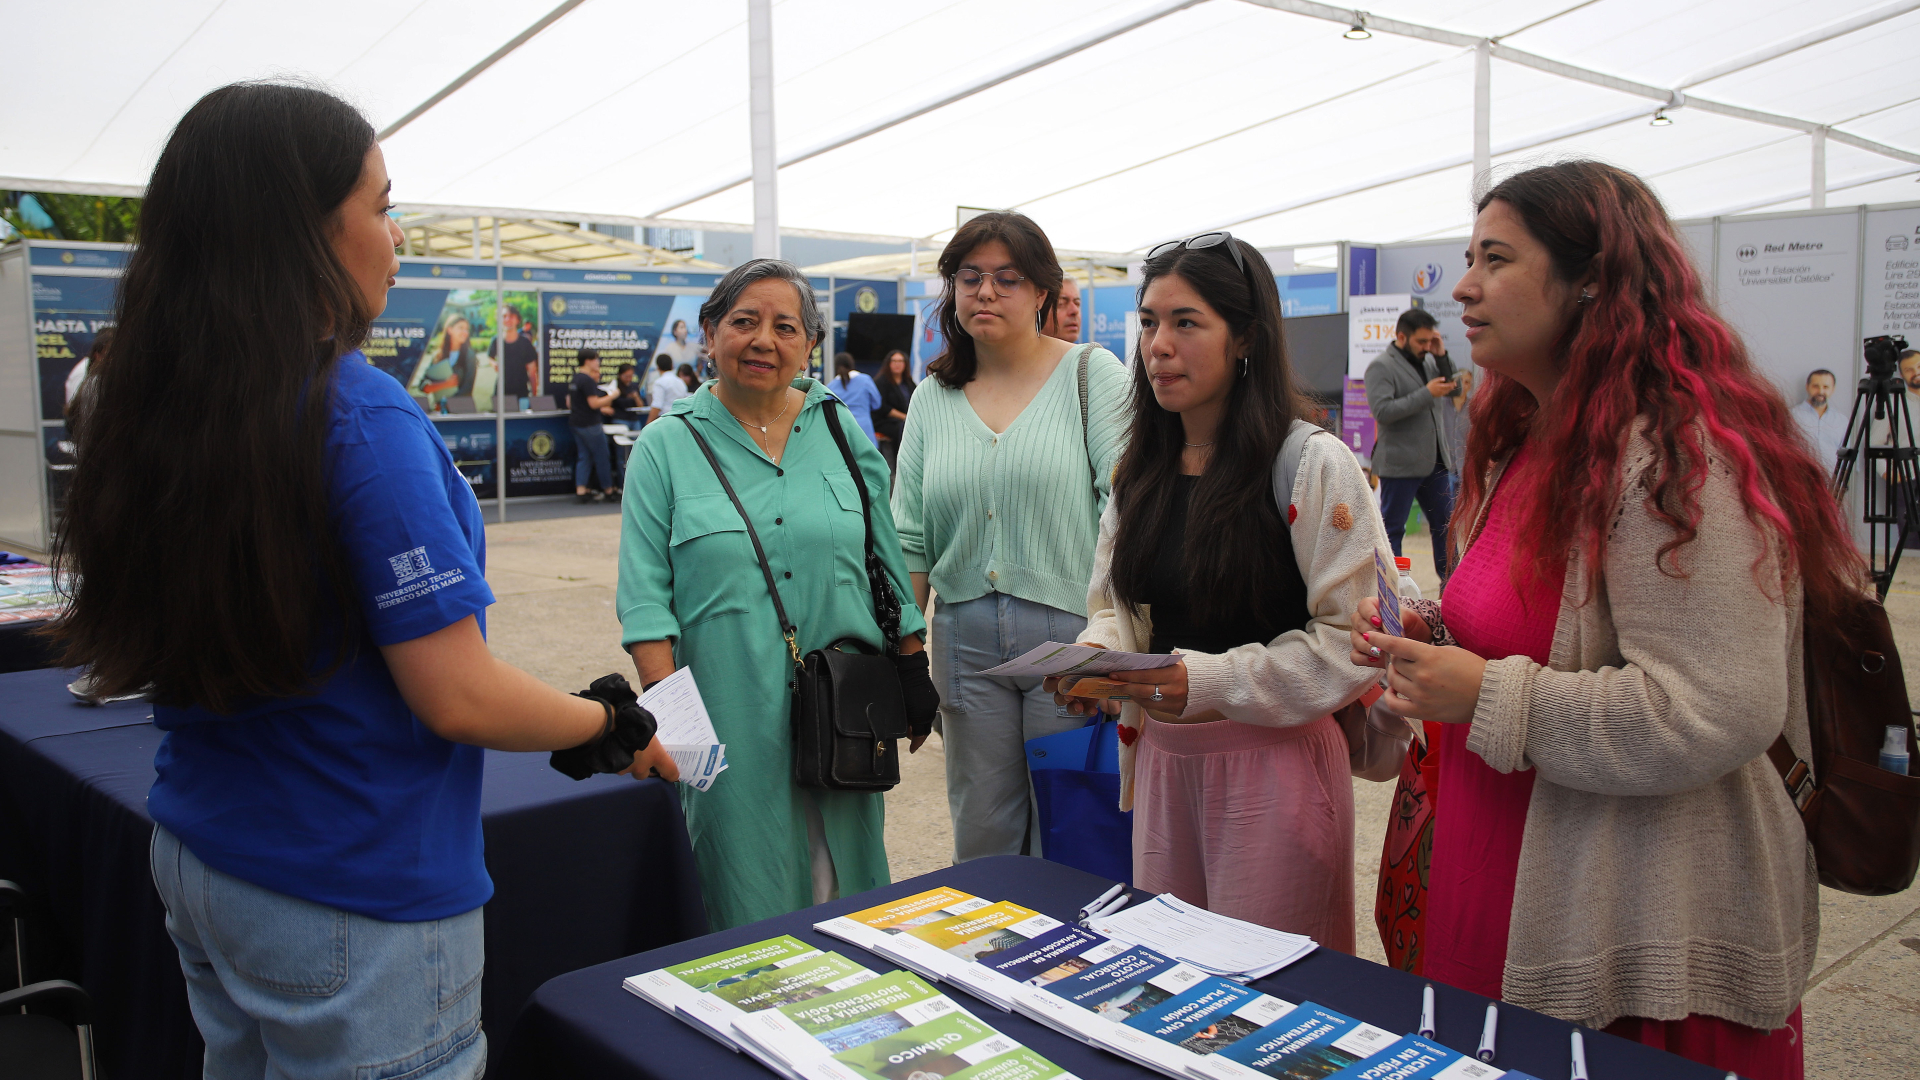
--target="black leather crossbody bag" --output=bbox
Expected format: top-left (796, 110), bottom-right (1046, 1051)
top-left (675, 404), bottom-right (908, 791)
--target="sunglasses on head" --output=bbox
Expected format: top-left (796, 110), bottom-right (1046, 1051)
top-left (1147, 231), bottom-right (1247, 277)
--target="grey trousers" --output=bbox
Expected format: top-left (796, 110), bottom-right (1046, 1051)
top-left (931, 592), bottom-right (1087, 863)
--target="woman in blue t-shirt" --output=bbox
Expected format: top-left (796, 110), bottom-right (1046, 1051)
top-left (47, 83), bottom-right (678, 1077)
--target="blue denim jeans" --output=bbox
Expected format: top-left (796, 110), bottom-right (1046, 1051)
top-left (930, 593), bottom-right (1087, 863)
top-left (573, 423), bottom-right (613, 490)
top-left (1377, 464), bottom-right (1454, 582)
top-left (149, 826), bottom-right (486, 1080)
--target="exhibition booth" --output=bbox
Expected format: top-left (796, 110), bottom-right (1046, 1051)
top-left (0, 241), bottom-right (905, 550)
top-left (5, 200), bottom-right (1916, 552)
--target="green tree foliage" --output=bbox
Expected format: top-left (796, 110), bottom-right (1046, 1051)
top-left (2, 191), bottom-right (141, 242)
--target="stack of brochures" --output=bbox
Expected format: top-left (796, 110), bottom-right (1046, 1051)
top-left (629, 889), bottom-right (1540, 1080)
top-left (624, 933), bottom-right (1082, 1080)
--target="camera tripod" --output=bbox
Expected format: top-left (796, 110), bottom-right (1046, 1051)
top-left (1833, 334), bottom-right (1916, 601)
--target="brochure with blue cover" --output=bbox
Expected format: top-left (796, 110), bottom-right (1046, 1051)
top-left (983, 925), bottom-right (1128, 988)
top-left (1192, 1001), bottom-right (1398, 1080)
top-left (1039, 946), bottom-right (1207, 1022)
top-left (1320, 1034), bottom-right (1505, 1080)
top-left (1121, 976), bottom-right (1295, 1057)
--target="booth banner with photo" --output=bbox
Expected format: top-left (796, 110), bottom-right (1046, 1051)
top-left (32, 275), bottom-right (116, 421)
top-left (543, 292), bottom-right (672, 399)
top-left (434, 420), bottom-right (498, 500)
top-left (504, 417), bottom-right (577, 497)
top-left (492, 290), bottom-right (541, 405)
top-left (651, 295), bottom-right (707, 375)
top-left (1716, 212), bottom-right (1860, 405)
top-left (366, 287), bottom-right (500, 412)
top-left (1865, 207), bottom-right (1920, 341)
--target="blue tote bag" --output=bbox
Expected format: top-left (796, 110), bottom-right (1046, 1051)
top-left (1026, 713), bottom-right (1133, 883)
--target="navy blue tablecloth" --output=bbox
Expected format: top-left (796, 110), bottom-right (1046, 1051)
top-left (500, 855), bottom-right (1723, 1080)
top-left (0, 666), bottom-right (707, 1079)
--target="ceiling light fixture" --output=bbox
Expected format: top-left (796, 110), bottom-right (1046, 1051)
top-left (1344, 11), bottom-right (1371, 39)
top-left (1649, 110), bottom-right (1673, 127)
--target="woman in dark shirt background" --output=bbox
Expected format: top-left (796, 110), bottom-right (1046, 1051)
top-left (873, 348), bottom-right (915, 476)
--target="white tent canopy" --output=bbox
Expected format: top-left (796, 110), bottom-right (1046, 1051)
top-left (8, 0), bottom-right (1918, 254)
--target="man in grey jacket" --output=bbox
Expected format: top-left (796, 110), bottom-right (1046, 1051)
top-left (1364, 307), bottom-right (1457, 579)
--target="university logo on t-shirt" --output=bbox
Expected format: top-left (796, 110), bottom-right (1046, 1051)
top-left (389, 546), bottom-right (433, 586)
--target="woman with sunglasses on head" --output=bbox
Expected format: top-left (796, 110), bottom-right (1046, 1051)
top-left (890, 211), bottom-right (1130, 863)
top-left (1046, 233), bottom-right (1385, 948)
top-left (1352, 162), bottom-right (1860, 1078)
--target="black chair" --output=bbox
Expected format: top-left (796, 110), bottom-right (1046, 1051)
top-left (0, 882), bottom-right (99, 1080)
top-left (0, 981), bottom-right (97, 1080)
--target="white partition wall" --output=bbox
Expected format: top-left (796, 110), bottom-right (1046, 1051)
top-left (1715, 208), bottom-right (1865, 402)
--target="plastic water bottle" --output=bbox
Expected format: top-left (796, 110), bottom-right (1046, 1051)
top-left (1882, 725), bottom-right (1911, 776)
top-left (1395, 556), bottom-right (1424, 601)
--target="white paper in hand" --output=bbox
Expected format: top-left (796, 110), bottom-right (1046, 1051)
top-left (641, 667), bottom-right (728, 791)
top-left (978, 642), bottom-right (1179, 678)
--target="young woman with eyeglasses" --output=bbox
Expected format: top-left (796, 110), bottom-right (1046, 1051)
top-left (889, 211), bottom-right (1130, 863)
top-left (1045, 233), bottom-right (1386, 948)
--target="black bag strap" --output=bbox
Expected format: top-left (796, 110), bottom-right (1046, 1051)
top-left (673, 414), bottom-right (801, 667)
top-left (820, 402), bottom-right (903, 656)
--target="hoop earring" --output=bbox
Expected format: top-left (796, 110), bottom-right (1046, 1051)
top-left (1238, 356), bottom-right (1250, 378)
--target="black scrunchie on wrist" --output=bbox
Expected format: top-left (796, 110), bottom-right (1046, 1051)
top-left (550, 673), bottom-right (660, 780)
top-left (890, 651), bottom-right (939, 740)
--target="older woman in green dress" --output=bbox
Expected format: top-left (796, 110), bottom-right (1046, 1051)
top-left (617, 260), bottom-right (937, 930)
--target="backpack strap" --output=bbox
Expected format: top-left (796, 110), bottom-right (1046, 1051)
top-left (1272, 418), bottom-right (1326, 522)
top-left (1076, 343), bottom-right (1098, 504)
top-left (1767, 736), bottom-right (1817, 813)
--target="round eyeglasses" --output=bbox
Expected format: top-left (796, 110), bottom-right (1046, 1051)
top-left (955, 268), bottom-right (1028, 295)
top-left (1146, 231), bottom-right (1247, 277)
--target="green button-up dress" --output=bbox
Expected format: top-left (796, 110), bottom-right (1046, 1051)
top-left (617, 377), bottom-right (927, 930)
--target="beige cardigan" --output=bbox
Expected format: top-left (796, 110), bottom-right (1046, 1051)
top-left (1079, 432), bottom-right (1389, 811)
top-left (1457, 429), bottom-right (1817, 1031)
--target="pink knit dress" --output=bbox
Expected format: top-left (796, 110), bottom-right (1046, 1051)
top-left (1426, 449), bottom-right (1802, 1080)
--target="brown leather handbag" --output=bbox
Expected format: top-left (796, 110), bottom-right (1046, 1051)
top-left (1768, 595), bottom-right (1920, 894)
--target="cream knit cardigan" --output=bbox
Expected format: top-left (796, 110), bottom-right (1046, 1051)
top-left (1077, 432), bottom-right (1389, 812)
top-left (1456, 428), bottom-right (1816, 1032)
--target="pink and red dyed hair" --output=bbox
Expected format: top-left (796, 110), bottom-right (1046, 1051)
top-left (1457, 161), bottom-right (1864, 625)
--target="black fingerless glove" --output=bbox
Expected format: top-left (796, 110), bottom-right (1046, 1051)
top-left (891, 651), bottom-right (939, 740)
top-left (550, 673), bottom-right (660, 781)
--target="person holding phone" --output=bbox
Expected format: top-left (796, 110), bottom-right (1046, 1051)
top-left (48, 82), bottom-right (677, 1076)
top-left (1350, 161), bottom-right (1856, 1079)
top-left (1364, 308), bottom-right (1456, 580)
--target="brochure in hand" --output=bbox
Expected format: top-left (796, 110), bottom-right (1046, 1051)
top-left (733, 969), bottom-right (967, 1074)
top-left (623, 934), bottom-right (830, 1051)
top-left (948, 924), bottom-right (1131, 1012)
top-left (1014, 945), bottom-right (1208, 1043)
top-left (795, 1009), bottom-right (1081, 1080)
top-left (1320, 1034), bottom-right (1507, 1080)
top-left (1192, 1001), bottom-right (1399, 1080)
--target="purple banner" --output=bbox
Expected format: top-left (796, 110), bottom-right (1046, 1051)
top-left (1340, 378), bottom-right (1374, 464)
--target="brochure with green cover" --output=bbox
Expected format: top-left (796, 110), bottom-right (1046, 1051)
top-left (831, 1010), bottom-right (1074, 1080)
top-left (665, 935), bottom-right (824, 994)
top-left (712, 952), bottom-right (878, 1013)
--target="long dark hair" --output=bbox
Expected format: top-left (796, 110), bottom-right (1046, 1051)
top-left (877, 348), bottom-right (914, 389)
top-left (926, 212), bottom-right (1063, 389)
top-left (49, 82), bottom-right (376, 711)
top-left (1460, 161), bottom-right (1864, 626)
top-left (1108, 239), bottom-right (1312, 624)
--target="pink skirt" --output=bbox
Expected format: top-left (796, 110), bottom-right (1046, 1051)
top-left (1132, 714), bottom-right (1356, 953)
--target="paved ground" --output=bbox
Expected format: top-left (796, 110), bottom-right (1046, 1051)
top-left (483, 507), bottom-right (1918, 1077)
